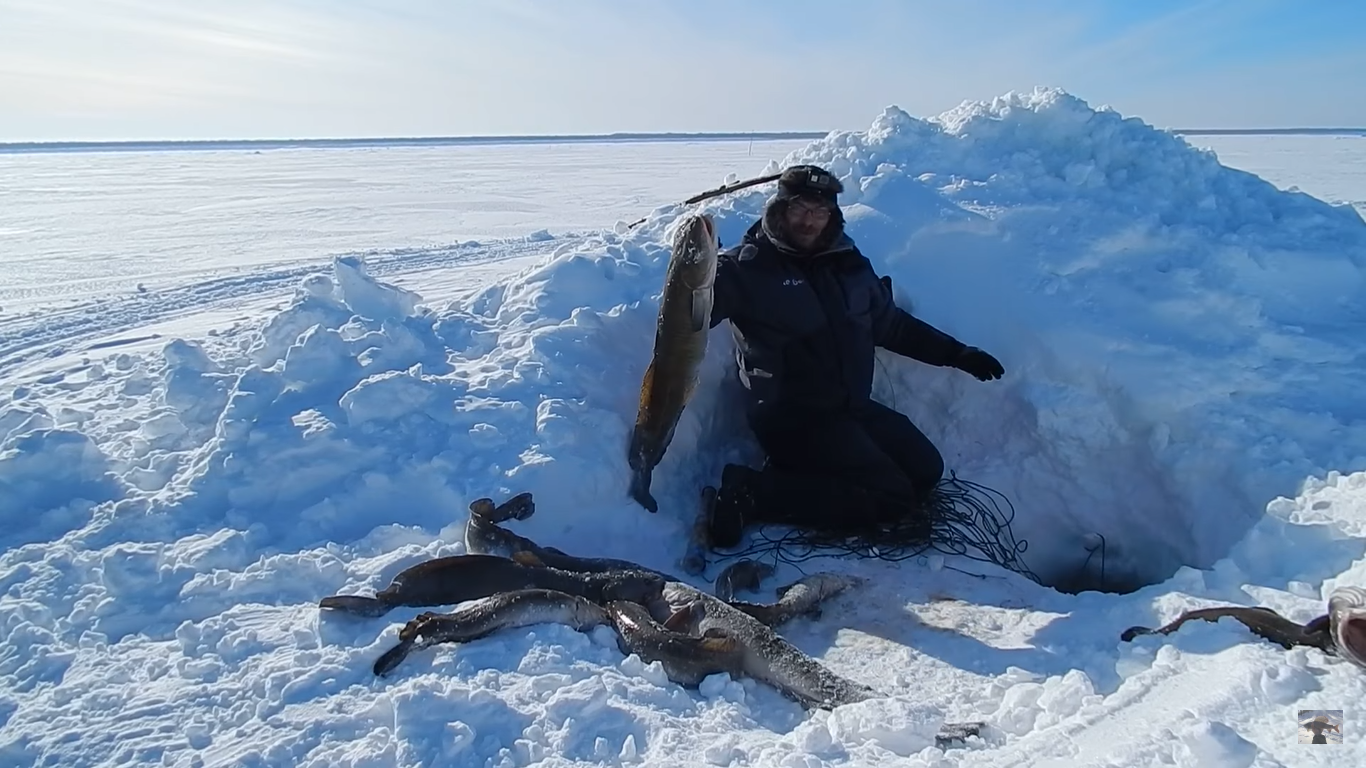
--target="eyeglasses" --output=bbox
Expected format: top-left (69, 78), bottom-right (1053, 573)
top-left (787, 203), bottom-right (831, 221)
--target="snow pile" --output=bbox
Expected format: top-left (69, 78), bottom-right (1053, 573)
top-left (0, 423), bottom-right (126, 547)
top-left (680, 86), bottom-right (1366, 590)
top-left (3, 88), bottom-right (1366, 766)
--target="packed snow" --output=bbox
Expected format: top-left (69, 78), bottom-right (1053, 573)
top-left (2, 86), bottom-right (1365, 766)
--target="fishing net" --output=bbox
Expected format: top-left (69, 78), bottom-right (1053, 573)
top-left (701, 470), bottom-right (1043, 585)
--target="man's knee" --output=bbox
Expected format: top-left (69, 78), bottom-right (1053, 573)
top-left (859, 404), bottom-right (944, 491)
top-left (919, 445), bottom-right (944, 487)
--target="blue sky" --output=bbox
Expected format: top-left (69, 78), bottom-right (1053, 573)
top-left (1, 0), bottom-right (1363, 141)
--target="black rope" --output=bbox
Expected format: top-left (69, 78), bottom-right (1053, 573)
top-left (698, 471), bottom-right (1042, 586)
top-left (1077, 532), bottom-right (1108, 593)
top-left (692, 346), bottom-right (1041, 586)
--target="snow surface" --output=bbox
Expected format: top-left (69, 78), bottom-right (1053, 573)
top-left (1192, 135), bottom-right (1366, 220)
top-left (3, 86), bottom-right (1366, 766)
top-left (0, 140), bottom-right (810, 315)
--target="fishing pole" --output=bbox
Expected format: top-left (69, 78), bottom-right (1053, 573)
top-left (625, 171), bottom-right (783, 230)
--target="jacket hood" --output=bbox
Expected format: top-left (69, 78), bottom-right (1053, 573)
top-left (756, 197), bottom-right (854, 258)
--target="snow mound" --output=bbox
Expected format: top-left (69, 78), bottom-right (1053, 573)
top-left (688, 86), bottom-right (1366, 590)
top-left (0, 422), bottom-right (126, 546)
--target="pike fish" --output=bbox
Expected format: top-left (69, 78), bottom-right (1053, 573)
top-left (1117, 586), bottom-right (1366, 670)
top-left (627, 213), bottom-right (719, 513)
top-left (1120, 605), bottom-right (1333, 650)
top-left (373, 589), bottom-right (610, 676)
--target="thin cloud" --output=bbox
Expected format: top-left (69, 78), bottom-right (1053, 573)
top-left (0, 0), bottom-right (1361, 141)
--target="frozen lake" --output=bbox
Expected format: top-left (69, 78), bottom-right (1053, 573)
top-left (0, 139), bottom-right (810, 313)
top-left (2, 134), bottom-right (1361, 316)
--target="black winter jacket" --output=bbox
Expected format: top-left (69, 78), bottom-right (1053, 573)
top-left (711, 219), bottom-right (966, 413)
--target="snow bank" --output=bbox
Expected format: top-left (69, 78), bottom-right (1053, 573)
top-left (3, 87), bottom-right (1366, 767)
top-left (688, 87), bottom-right (1366, 590)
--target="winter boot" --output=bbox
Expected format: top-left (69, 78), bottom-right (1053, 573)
top-left (708, 463), bottom-right (760, 548)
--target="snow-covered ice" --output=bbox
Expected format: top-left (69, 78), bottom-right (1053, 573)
top-left (2, 87), bottom-right (1365, 766)
top-left (0, 139), bottom-right (812, 315)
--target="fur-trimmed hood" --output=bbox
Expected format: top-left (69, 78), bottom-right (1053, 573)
top-left (758, 196), bottom-right (853, 258)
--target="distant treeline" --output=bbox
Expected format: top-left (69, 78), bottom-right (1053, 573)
top-left (0, 132), bottom-right (830, 155)
top-left (1, 128), bottom-right (1360, 155)
top-left (1175, 128), bottom-right (1366, 136)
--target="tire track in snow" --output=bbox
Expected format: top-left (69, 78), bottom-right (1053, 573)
top-left (0, 237), bottom-right (560, 373)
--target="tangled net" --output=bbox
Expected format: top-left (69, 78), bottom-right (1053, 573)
top-left (702, 471), bottom-right (1043, 586)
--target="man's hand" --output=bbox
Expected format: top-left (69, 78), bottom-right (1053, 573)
top-left (952, 346), bottom-right (1004, 381)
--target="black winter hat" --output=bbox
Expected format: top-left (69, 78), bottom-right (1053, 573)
top-left (775, 164), bottom-right (843, 205)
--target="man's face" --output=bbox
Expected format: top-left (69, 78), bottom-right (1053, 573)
top-left (782, 198), bottom-right (832, 251)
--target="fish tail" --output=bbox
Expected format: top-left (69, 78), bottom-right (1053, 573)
top-left (679, 542), bottom-right (707, 577)
top-left (319, 595), bottom-right (391, 617)
top-left (1120, 625), bottom-right (1154, 642)
top-left (629, 463), bottom-right (658, 513)
top-left (373, 638), bottom-right (417, 676)
top-left (679, 485), bottom-right (715, 575)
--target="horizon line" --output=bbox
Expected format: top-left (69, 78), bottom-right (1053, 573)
top-left (2, 127), bottom-right (1363, 155)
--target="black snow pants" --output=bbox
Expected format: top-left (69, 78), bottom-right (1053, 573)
top-left (744, 400), bottom-right (945, 531)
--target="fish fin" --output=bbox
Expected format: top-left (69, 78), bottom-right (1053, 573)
top-left (663, 602), bottom-right (697, 632)
top-left (318, 595), bottom-right (390, 617)
top-left (1303, 613), bottom-right (1330, 633)
top-left (511, 550), bottom-right (545, 567)
top-left (629, 464), bottom-right (659, 513)
top-left (633, 361), bottom-right (656, 420)
top-left (491, 492), bottom-right (535, 522)
top-left (690, 287), bottom-right (712, 332)
top-left (468, 497), bottom-right (496, 518)
top-left (1120, 625), bottom-right (1154, 642)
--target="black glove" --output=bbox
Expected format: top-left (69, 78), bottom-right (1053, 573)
top-left (952, 346), bottom-right (1004, 381)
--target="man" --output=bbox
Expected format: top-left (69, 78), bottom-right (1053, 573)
top-left (704, 164), bottom-right (1004, 547)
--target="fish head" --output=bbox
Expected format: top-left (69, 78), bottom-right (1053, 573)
top-left (1329, 585), bottom-right (1366, 669)
top-left (734, 559), bottom-right (775, 582)
top-left (669, 213), bottom-right (719, 291)
top-left (570, 594), bottom-right (607, 624)
top-left (606, 599), bottom-right (648, 627)
top-left (811, 572), bottom-right (866, 595)
top-left (775, 572), bottom-right (865, 604)
top-left (604, 571), bottom-right (666, 605)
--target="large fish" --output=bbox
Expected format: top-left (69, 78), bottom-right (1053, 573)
top-left (372, 589), bottom-right (611, 676)
top-left (316, 553), bottom-right (663, 618)
top-left (627, 213), bottom-right (719, 513)
top-left (1120, 585), bottom-right (1366, 671)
